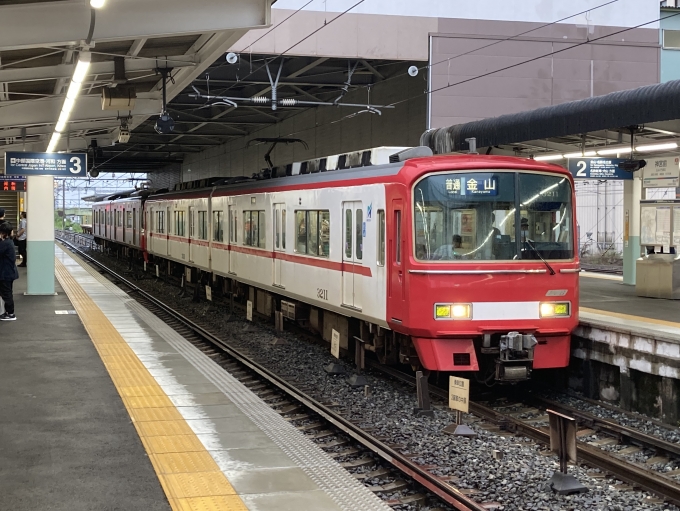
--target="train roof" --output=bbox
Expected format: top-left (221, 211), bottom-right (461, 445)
top-left (145, 152), bottom-right (570, 202)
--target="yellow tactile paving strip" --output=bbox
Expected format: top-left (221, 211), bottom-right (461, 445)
top-left (55, 258), bottom-right (249, 511)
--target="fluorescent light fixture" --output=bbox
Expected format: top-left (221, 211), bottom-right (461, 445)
top-left (47, 51), bottom-right (91, 152)
top-left (534, 154), bottom-right (564, 161)
top-left (597, 146), bottom-right (631, 156)
top-left (635, 142), bottom-right (678, 152)
top-left (564, 151), bottom-right (596, 158)
top-left (47, 132), bottom-right (61, 153)
top-left (90, 0), bottom-right (106, 8)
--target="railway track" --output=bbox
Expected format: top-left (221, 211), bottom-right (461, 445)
top-left (56, 235), bottom-right (488, 511)
top-left (58, 232), bottom-right (679, 508)
top-left (370, 364), bottom-right (680, 508)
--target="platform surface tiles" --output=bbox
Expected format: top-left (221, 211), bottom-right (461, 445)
top-left (50, 245), bottom-right (389, 511)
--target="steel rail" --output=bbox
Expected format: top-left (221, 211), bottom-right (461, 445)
top-left (368, 362), bottom-right (680, 508)
top-left (530, 396), bottom-right (680, 459)
top-left (56, 237), bottom-right (485, 511)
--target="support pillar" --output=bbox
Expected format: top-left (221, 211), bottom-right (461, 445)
top-left (623, 175), bottom-right (642, 285)
top-left (26, 175), bottom-right (55, 295)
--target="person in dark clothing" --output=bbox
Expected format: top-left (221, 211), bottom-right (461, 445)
top-left (0, 222), bottom-right (18, 321)
top-left (16, 212), bottom-right (27, 267)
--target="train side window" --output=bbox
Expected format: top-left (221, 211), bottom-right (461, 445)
top-left (282, 210), bottom-right (286, 250)
top-left (275, 209), bottom-right (280, 249)
top-left (395, 210), bottom-right (401, 264)
top-left (307, 211), bottom-right (318, 256)
top-left (189, 209), bottom-right (195, 238)
top-left (198, 211), bottom-right (207, 240)
top-left (213, 211), bottom-right (224, 242)
top-left (175, 211), bottom-right (185, 237)
top-left (355, 208), bottom-right (363, 260)
top-left (126, 211), bottom-right (133, 229)
top-left (243, 210), bottom-right (265, 247)
top-left (377, 210), bottom-right (385, 266)
top-left (345, 209), bottom-right (352, 259)
top-left (157, 211), bottom-right (165, 234)
top-left (295, 211), bottom-right (306, 253)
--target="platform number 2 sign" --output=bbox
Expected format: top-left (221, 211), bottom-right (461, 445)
top-left (575, 160), bottom-right (587, 177)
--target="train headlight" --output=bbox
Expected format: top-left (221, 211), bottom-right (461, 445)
top-left (434, 303), bottom-right (471, 320)
top-left (539, 302), bottom-right (570, 318)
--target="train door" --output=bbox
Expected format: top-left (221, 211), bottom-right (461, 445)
top-left (388, 199), bottom-right (405, 321)
top-left (342, 201), bottom-right (363, 309)
top-left (188, 207), bottom-right (195, 263)
top-left (273, 203), bottom-right (285, 287)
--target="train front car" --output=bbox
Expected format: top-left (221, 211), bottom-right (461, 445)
top-left (394, 156), bottom-right (579, 383)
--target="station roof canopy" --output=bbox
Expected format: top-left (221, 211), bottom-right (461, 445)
top-left (422, 79), bottom-right (680, 162)
top-left (0, 0), bottom-right (272, 172)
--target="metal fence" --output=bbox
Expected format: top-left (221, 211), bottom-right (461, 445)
top-left (55, 230), bottom-right (97, 251)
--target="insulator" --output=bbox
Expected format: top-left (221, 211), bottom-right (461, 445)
top-left (279, 98), bottom-right (297, 107)
top-left (250, 96), bottom-right (270, 104)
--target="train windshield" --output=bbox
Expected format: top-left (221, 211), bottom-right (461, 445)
top-left (413, 171), bottom-right (574, 261)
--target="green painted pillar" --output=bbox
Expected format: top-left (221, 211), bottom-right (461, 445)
top-left (26, 175), bottom-right (56, 295)
top-left (623, 176), bottom-right (642, 285)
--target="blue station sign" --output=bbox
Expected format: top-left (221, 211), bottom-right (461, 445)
top-left (4, 151), bottom-right (87, 177)
top-left (567, 158), bottom-right (633, 180)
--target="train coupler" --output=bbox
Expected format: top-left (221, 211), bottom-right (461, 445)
top-left (495, 331), bottom-right (538, 382)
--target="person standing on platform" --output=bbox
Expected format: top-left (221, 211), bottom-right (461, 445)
top-left (16, 212), bottom-right (26, 267)
top-left (0, 222), bottom-right (18, 321)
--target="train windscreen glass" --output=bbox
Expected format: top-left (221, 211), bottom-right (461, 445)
top-left (413, 172), bottom-right (573, 261)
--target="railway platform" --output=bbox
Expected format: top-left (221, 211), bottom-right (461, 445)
top-left (572, 272), bottom-right (680, 425)
top-left (0, 244), bottom-right (390, 511)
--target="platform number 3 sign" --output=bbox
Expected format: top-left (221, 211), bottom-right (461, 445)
top-left (69, 156), bottom-right (83, 175)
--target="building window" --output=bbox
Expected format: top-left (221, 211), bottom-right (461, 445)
top-left (198, 211), bottom-right (207, 240)
top-left (213, 211), bottom-right (224, 242)
top-left (174, 211), bottom-right (185, 237)
top-left (663, 29), bottom-right (680, 49)
top-left (244, 210), bottom-right (265, 247)
top-left (156, 211), bottom-right (165, 234)
top-left (295, 210), bottom-right (330, 257)
top-left (377, 209), bottom-right (385, 266)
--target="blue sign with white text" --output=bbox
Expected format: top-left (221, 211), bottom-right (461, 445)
top-left (567, 158), bottom-right (632, 180)
top-left (5, 151), bottom-right (87, 177)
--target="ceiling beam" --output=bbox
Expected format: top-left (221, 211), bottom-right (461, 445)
top-left (359, 59), bottom-right (384, 80)
top-left (0, 55), bottom-right (196, 84)
top-left (128, 39), bottom-right (148, 57)
top-left (0, 0), bottom-right (270, 51)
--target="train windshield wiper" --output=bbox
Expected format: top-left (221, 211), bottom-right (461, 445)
top-left (525, 239), bottom-right (555, 275)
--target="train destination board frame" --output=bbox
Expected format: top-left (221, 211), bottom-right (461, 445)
top-left (4, 151), bottom-right (87, 177)
top-left (567, 158), bottom-right (633, 180)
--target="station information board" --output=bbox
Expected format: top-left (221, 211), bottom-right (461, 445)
top-left (4, 151), bottom-right (87, 177)
top-left (567, 158), bottom-right (633, 180)
top-left (0, 176), bottom-right (26, 191)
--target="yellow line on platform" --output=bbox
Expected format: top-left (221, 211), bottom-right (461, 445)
top-left (580, 306), bottom-right (680, 329)
top-left (55, 257), bottom-right (248, 511)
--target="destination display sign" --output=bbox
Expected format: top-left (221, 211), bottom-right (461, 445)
top-left (5, 151), bottom-right (87, 177)
top-left (567, 158), bottom-right (633, 180)
top-left (0, 176), bottom-right (26, 192)
top-left (446, 174), bottom-right (498, 196)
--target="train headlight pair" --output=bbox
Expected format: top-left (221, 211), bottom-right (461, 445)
top-left (539, 302), bottom-right (570, 318)
top-left (434, 303), bottom-right (472, 320)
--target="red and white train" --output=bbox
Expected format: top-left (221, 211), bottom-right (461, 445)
top-left (93, 146), bottom-right (579, 382)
